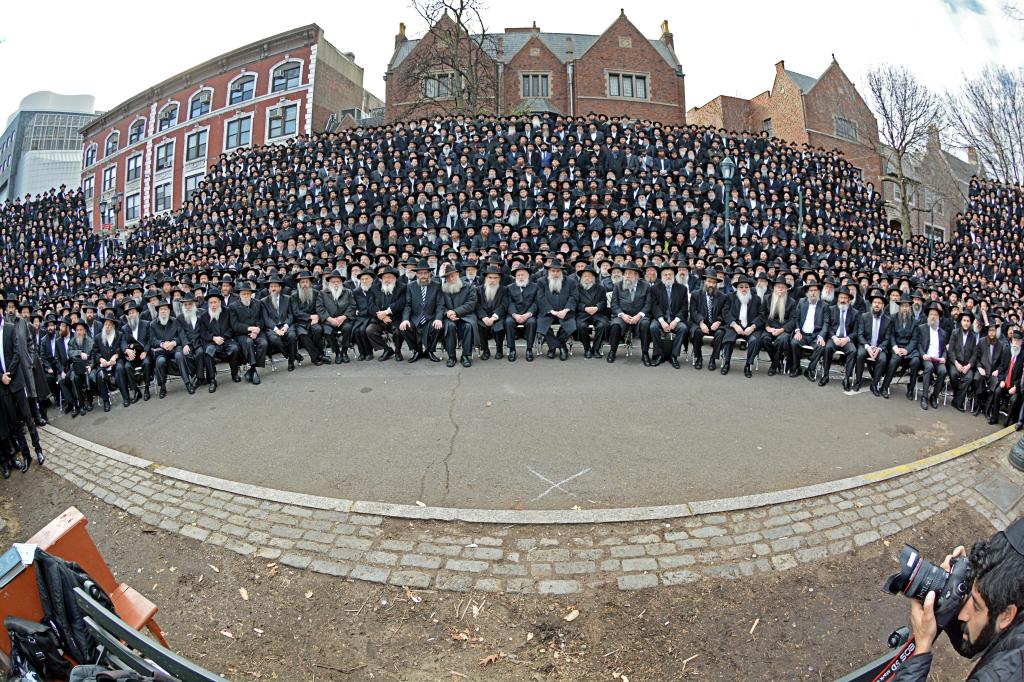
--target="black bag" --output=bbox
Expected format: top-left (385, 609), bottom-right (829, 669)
top-left (34, 548), bottom-right (116, 664)
top-left (4, 614), bottom-right (72, 680)
top-left (69, 666), bottom-right (181, 682)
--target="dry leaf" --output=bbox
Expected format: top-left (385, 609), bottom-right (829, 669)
top-left (451, 631), bottom-right (470, 641)
top-left (208, 564), bottom-right (220, 573)
top-left (304, 591), bottom-right (313, 599)
top-left (239, 588), bottom-right (249, 601)
top-left (526, 632), bottom-right (534, 642)
top-left (485, 401), bottom-right (492, 407)
top-left (403, 586), bottom-right (422, 603)
top-left (478, 652), bottom-right (505, 666)
top-left (571, 505), bottom-right (582, 511)
top-left (415, 500), bottom-right (426, 507)
top-left (253, 628), bottom-right (264, 635)
top-left (564, 608), bottom-right (580, 622)
top-left (220, 629), bottom-right (234, 639)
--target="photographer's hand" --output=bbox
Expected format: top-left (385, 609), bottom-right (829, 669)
top-left (911, 592), bottom-right (938, 654)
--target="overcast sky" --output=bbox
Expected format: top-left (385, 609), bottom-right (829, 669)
top-left (1, 0), bottom-right (1021, 131)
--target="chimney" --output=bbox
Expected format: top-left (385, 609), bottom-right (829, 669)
top-left (532, 20), bottom-right (539, 35)
top-left (967, 146), bottom-right (978, 165)
top-left (927, 124), bottom-right (940, 150)
top-left (565, 35), bottom-right (574, 61)
top-left (660, 19), bottom-right (674, 52)
top-left (775, 60), bottom-right (786, 77)
top-left (394, 22), bottom-right (407, 51)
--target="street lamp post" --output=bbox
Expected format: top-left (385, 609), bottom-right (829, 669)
top-left (720, 156), bottom-right (736, 249)
top-left (911, 198), bottom-right (942, 260)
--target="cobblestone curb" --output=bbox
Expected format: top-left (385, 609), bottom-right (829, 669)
top-left (36, 425), bottom-right (1012, 594)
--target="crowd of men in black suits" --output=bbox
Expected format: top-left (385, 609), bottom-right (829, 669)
top-left (2, 111), bottom-right (1024, 478)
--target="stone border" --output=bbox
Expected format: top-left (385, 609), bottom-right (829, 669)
top-left (42, 424), bottom-right (1011, 524)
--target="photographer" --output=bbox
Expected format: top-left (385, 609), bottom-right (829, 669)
top-left (899, 517), bottom-right (1024, 680)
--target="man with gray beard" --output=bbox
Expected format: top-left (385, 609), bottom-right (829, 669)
top-left (150, 300), bottom-right (194, 399)
top-left (177, 294), bottom-right (206, 385)
top-left (291, 271), bottom-right (327, 366)
top-left (199, 292), bottom-right (240, 392)
top-left (720, 276), bottom-right (763, 378)
top-left (505, 262), bottom-right (539, 362)
top-left (95, 315), bottom-right (127, 411)
top-left (317, 270), bottom-right (357, 364)
top-left (881, 294), bottom-right (922, 400)
top-left (608, 263), bottom-right (652, 364)
top-left (440, 263), bottom-right (478, 367)
top-left (368, 267), bottom-right (407, 361)
top-left (762, 278), bottom-right (796, 376)
top-left (537, 262), bottom-right (578, 361)
top-left (474, 266), bottom-right (507, 360)
top-left (229, 282), bottom-right (268, 385)
top-left (888, 288), bottom-right (901, 318)
top-left (575, 266), bottom-right (609, 359)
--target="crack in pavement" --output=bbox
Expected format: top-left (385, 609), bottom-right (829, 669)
top-left (418, 371), bottom-right (462, 503)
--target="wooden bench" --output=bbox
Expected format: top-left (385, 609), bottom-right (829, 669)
top-left (0, 506), bottom-right (167, 658)
top-left (74, 587), bottom-right (221, 681)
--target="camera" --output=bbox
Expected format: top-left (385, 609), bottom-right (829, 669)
top-left (883, 544), bottom-right (972, 629)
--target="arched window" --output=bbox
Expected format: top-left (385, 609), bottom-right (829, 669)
top-left (189, 89), bottom-right (212, 119)
top-left (128, 119), bottom-right (146, 144)
top-left (83, 144), bottom-right (96, 167)
top-left (228, 74), bottom-right (256, 105)
top-left (272, 61), bottom-right (302, 92)
top-left (104, 131), bottom-right (119, 157)
top-left (157, 103), bottom-right (178, 132)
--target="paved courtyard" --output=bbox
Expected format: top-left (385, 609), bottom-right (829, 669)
top-left (53, 360), bottom-right (993, 510)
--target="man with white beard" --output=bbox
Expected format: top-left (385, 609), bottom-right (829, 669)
top-left (368, 267), bottom-right (407, 361)
top-left (317, 270), bottom-right (357, 364)
top-left (853, 288), bottom-right (891, 395)
top-left (820, 279), bottom-right (836, 305)
top-left (916, 301), bottom-right (948, 411)
top-left (575, 266), bottom-right (609, 359)
top-left (761, 278), bottom-right (796, 376)
top-left (880, 294), bottom-right (922, 400)
top-left (888, 288), bottom-right (901, 318)
top-left (720, 276), bottom-right (763, 378)
top-left (119, 301), bottom-right (150, 401)
top-left (988, 330), bottom-right (1023, 426)
top-left (817, 288), bottom-right (860, 390)
top-left (291, 271), bottom-right (327, 366)
top-left (95, 315), bottom-right (127, 411)
top-left (505, 262), bottom-right (539, 362)
top-left (608, 263), bottom-right (652, 364)
top-left (788, 281), bottom-right (829, 378)
top-left (536, 262), bottom-right (578, 361)
top-left (177, 293), bottom-right (206, 386)
top-left (149, 301), bottom-right (193, 399)
top-left (439, 263), bottom-right (478, 367)
top-left (474, 266), bottom-right (507, 360)
top-left (199, 292), bottom-right (240, 392)
top-left (230, 282), bottom-right (268, 385)
top-left (754, 272), bottom-right (771, 309)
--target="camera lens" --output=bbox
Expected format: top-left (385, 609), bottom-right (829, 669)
top-left (883, 544), bottom-right (950, 601)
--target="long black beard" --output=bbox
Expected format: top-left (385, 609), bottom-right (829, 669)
top-left (959, 614), bottom-right (999, 659)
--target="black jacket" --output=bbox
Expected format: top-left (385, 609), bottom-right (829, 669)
top-left (896, 618), bottom-right (1024, 681)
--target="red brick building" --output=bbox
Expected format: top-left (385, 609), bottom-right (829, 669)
top-left (79, 24), bottom-right (382, 232)
top-left (687, 59), bottom-right (882, 186)
top-left (384, 11), bottom-right (685, 124)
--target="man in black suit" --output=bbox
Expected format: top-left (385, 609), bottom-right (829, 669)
top-left (988, 330), bottom-right (1023, 425)
top-left (536, 263), bottom-right (577, 361)
top-left (0, 312), bottom-right (44, 466)
top-left (854, 288), bottom-right (891, 395)
top-left (689, 268), bottom-right (726, 371)
top-left (150, 300), bottom-right (193, 399)
top-left (40, 315), bottom-right (72, 408)
top-left (608, 263), bottom-right (651, 364)
top-left (817, 288), bottom-right (860, 390)
top-left (199, 292), bottom-right (240, 392)
top-left (649, 265), bottom-right (688, 369)
top-left (720, 276), bottom-right (762, 378)
top-left (178, 294), bottom-right (206, 384)
top-left (881, 294), bottom-right (921, 400)
top-left (120, 301), bottom-right (151, 401)
top-left (95, 315), bottom-right (127, 411)
top-left (439, 264), bottom-right (478, 368)
top-left (788, 281), bottom-right (828, 378)
top-left (762, 278), bottom-right (796, 376)
top-left (350, 270), bottom-right (377, 361)
top-left (367, 267), bottom-right (407, 362)
top-left (291, 271), bottom-right (327, 366)
top-left (505, 263), bottom-right (539, 362)
top-left (261, 275), bottom-right (298, 371)
top-left (231, 282), bottom-right (268, 384)
top-left (917, 301), bottom-right (949, 411)
top-left (575, 266), bottom-right (609, 359)
top-left (475, 265), bottom-right (507, 360)
top-left (317, 270), bottom-right (356, 365)
top-left (947, 311), bottom-right (978, 412)
top-left (974, 322), bottom-right (1006, 417)
top-left (400, 260), bottom-right (444, 363)
top-left (67, 319), bottom-right (98, 415)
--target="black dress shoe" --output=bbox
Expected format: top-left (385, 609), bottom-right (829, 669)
top-left (461, 356), bottom-right (472, 368)
top-left (584, 351), bottom-right (593, 359)
top-left (606, 351), bottom-right (616, 363)
top-left (842, 378), bottom-right (851, 392)
top-left (721, 363), bottom-right (731, 376)
top-left (395, 350), bottom-right (404, 361)
top-left (508, 350), bottom-right (516, 362)
top-left (972, 404), bottom-right (981, 417)
top-left (123, 398), bottom-right (131, 408)
top-left (767, 365), bottom-right (777, 376)
top-left (335, 352), bottom-right (344, 364)
top-left (481, 349), bottom-right (490, 361)
top-left (882, 388), bottom-right (891, 399)
top-left (446, 358), bottom-right (457, 367)
top-left (642, 355), bottom-right (651, 367)
top-left (356, 353), bottom-right (368, 361)
top-left (805, 368), bottom-right (815, 382)
top-left (988, 416), bottom-right (999, 425)
top-left (143, 387), bottom-right (151, 401)
top-left (852, 381), bottom-right (862, 393)
top-left (2, 461), bottom-right (9, 479)
top-left (953, 402), bottom-right (965, 412)
top-left (670, 358), bottom-right (681, 370)
top-left (653, 357), bottom-right (664, 367)
top-left (921, 398), bottom-right (929, 410)
top-left (1016, 422), bottom-right (1023, 431)
top-left (33, 416), bottom-right (47, 427)
top-left (340, 353), bottom-right (351, 364)
top-left (231, 374), bottom-right (241, 383)
top-left (547, 348), bottom-right (557, 359)
top-left (17, 452), bottom-right (29, 472)
top-left (907, 385), bottom-right (915, 400)
top-left (84, 400), bottom-right (94, 412)
top-left (103, 400), bottom-right (111, 412)
top-left (744, 365), bottom-right (752, 378)
top-left (251, 369), bottom-right (261, 385)
top-left (288, 360), bottom-right (296, 372)
top-left (132, 389), bottom-right (142, 403)
top-left (35, 447), bottom-right (44, 465)
top-left (788, 368), bottom-right (802, 378)
top-left (559, 347), bottom-right (568, 361)
top-left (870, 384), bottom-right (881, 397)
top-left (428, 352), bottom-right (441, 363)
top-left (929, 396), bottom-right (939, 410)
top-left (594, 349), bottom-right (604, 358)
top-left (708, 358), bottom-right (717, 371)
top-left (186, 381), bottom-right (197, 395)
top-left (295, 353), bottom-right (305, 363)
top-left (525, 349), bottom-right (534, 362)
top-left (818, 376), bottom-right (830, 387)
top-left (494, 350), bottom-right (502, 360)
top-left (693, 358), bottom-right (702, 370)
top-left (209, 380), bottom-right (217, 394)
top-left (408, 351), bottom-right (421, 363)
top-left (379, 349), bottom-right (395, 361)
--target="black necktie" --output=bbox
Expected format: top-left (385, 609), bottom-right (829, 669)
top-left (419, 286), bottom-right (427, 325)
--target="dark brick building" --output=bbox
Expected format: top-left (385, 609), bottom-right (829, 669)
top-left (384, 11), bottom-right (685, 124)
top-left (688, 59), bottom-right (882, 186)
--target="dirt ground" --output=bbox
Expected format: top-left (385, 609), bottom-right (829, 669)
top-left (1, 467), bottom-right (986, 681)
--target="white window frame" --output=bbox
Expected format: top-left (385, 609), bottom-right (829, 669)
top-left (83, 143), bottom-right (97, 168)
top-left (266, 100), bottom-right (300, 141)
top-left (82, 176), bottom-right (94, 202)
top-left (270, 59), bottom-right (303, 93)
top-left (104, 131), bottom-right (119, 157)
top-left (607, 72), bottom-right (649, 100)
top-left (153, 181), bottom-right (172, 214)
top-left (422, 72), bottom-right (456, 99)
top-left (892, 182), bottom-right (902, 202)
top-left (188, 87), bottom-right (213, 120)
top-left (183, 172), bottom-right (203, 203)
top-left (155, 140), bottom-right (174, 171)
top-left (128, 117), bottom-right (147, 144)
top-left (125, 153), bottom-right (142, 182)
top-left (227, 72), bottom-right (258, 106)
top-left (101, 164), bottom-right (116, 192)
top-left (185, 128), bottom-right (208, 162)
top-left (521, 72), bottom-right (551, 98)
top-left (125, 192), bottom-right (140, 222)
top-left (224, 114), bottom-right (253, 150)
top-left (157, 102), bottom-right (179, 132)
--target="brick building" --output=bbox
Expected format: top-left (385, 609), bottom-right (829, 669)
top-left (384, 10), bottom-right (685, 124)
top-left (688, 58), bottom-right (882, 186)
top-left (79, 24), bottom-right (382, 232)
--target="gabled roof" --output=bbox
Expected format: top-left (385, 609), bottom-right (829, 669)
top-left (784, 69), bottom-right (818, 94)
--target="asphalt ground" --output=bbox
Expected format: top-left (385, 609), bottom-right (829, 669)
top-left (54, 353), bottom-right (995, 510)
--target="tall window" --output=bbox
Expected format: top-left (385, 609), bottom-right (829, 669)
top-left (186, 129), bottom-right (208, 161)
top-left (126, 154), bottom-right (141, 182)
top-left (125, 193), bottom-right (140, 221)
top-left (129, 119), bottom-right (146, 144)
top-left (189, 90), bottom-right (211, 119)
top-left (154, 182), bottom-right (171, 212)
top-left (268, 104), bottom-right (298, 139)
top-left (521, 73), bottom-right (550, 98)
top-left (104, 132), bottom-right (119, 157)
top-left (157, 104), bottom-right (178, 132)
top-left (835, 116), bottom-right (858, 141)
top-left (155, 142), bottom-right (174, 171)
top-left (229, 75), bottom-right (255, 105)
top-left (225, 116), bottom-right (251, 149)
top-left (84, 145), bottom-right (96, 167)
top-left (762, 118), bottom-right (773, 136)
top-left (607, 73), bottom-right (647, 99)
top-left (184, 174), bottom-right (202, 202)
top-left (422, 73), bottom-right (455, 98)
top-left (82, 176), bottom-right (94, 202)
top-left (272, 62), bottom-right (301, 92)
top-left (102, 165), bottom-right (116, 191)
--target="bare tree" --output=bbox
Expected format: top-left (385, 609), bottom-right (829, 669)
top-left (946, 65), bottom-right (1024, 185)
top-left (867, 65), bottom-right (945, 239)
top-left (400, 0), bottom-right (499, 119)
